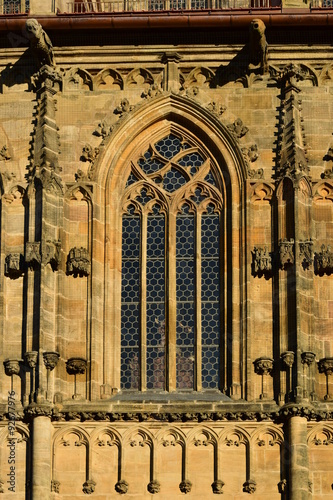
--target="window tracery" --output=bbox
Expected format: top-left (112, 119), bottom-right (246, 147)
top-left (121, 132), bottom-right (223, 391)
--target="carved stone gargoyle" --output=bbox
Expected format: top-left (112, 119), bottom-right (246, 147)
top-left (25, 19), bottom-right (55, 68)
top-left (248, 19), bottom-right (268, 75)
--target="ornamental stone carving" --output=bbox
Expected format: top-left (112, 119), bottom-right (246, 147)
top-left (0, 145), bottom-right (11, 161)
top-left (25, 19), bottom-right (55, 67)
top-left (24, 351), bottom-right (38, 369)
top-left (94, 120), bottom-right (113, 139)
top-left (314, 245), bottom-right (333, 275)
top-left (206, 101), bottom-right (226, 117)
top-left (281, 351), bottom-right (294, 368)
top-left (242, 144), bottom-right (259, 163)
top-left (254, 357), bottom-right (274, 376)
top-left (25, 242), bottom-right (41, 267)
top-left (279, 239), bottom-right (294, 268)
top-left (299, 239), bottom-right (313, 268)
top-left (82, 479), bottom-right (96, 495)
top-left (5, 253), bottom-right (23, 278)
top-left (211, 480), bottom-right (225, 494)
top-left (301, 352), bottom-right (315, 366)
top-left (252, 247), bottom-right (272, 276)
top-left (278, 479), bottom-right (287, 493)
top-left (115, 479), bottom-right (129, 494)
top-left (142, 83), bottom-right (162, 99)
top-left (42, 240), bottom-right (61, 270)
top-left (227, 118), bottom-right (249, 139)
top-left (248, 19), bottom-right (268, 75)
top-left (243, 479), bottom-right (257, 494)
top-left (51, 479), bottom-right (60, 493)
top-left (67, 247), bottom-right (91, 277)
top-left (66, 357), bottom-right (87, 376)
top-left (147, 480), bottom-right (161, 494)
top-left (114, 98), bottom-right (134, 116)
top-left (81, 144), bottom-right (100, 164)
top-left (179, 480), bottom-right (192, 494)
top-left (3, 359), bottom-right (21, 377)
top-left (43, 351), bottom-right (60, 371)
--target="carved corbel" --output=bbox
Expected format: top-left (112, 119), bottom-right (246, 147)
top-left (5, 253), bottom-right (23, 278)
top-left (314, 244), bottom-right (333, 275)
top-left (66, 357), bottom-right (87, 399)
top-left (279, 239), bottom-right (294, 269)
top-left (66, 247), bottom-right (91, 277)
top-left (254, 357), bottom-right (273, 399)
top-left (318, 358), bottom-right (333, 400)
top-left (252, 246), bottom-right (273, 277)
top-left (25, 242), bottom-right (41, 268)
top-left (299, 239), bottom-right (313, 268)
top-left (147, 480), bottom-right (161, 494)
top-left (82, 480), bottom-right (96, 495)
top-left (51, 479), bottom-right (60, 493)
top-left (243, 479), bottom-right (257, 494)
top-left (115, 480), bottom-right (129, 494)
top-left (179, 480), bottom-right (192, 494)
top-left (211, 480), bottom-right (225, 494)
top-left (42, 240), bottom-right (61, 270)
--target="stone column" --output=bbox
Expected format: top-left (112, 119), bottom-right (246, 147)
top-left (287, 416), bottom-right (309, 500)
top-left (32, 416), bottom-right (52, 500)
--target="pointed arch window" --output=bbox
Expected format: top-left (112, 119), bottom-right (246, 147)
top-left (121, 132), bottom-right (223, 392)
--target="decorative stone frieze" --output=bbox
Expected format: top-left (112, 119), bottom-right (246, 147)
top-left (211, 480), bottom-right (225, 494)
top-left (67, 247), bottom-right (91, 277)
top-left (279, 239), bottom-right (294, 269)
top-left (115, 479), bottom-right (129, 494)
top-left (51, 479), bottom-right (60, 493)
top-left (25, 19), bottom-right (56, 67)
top-left (227, 118), bottom-right (249, 139)
top-left (0, 145), bottom-right (11, 161)
top-left (42, 240), bottom-right (61, 270)
top-left (147, 480), bottom-right (161, 494)
top-left (299, 239), bottom-right (313, 268)
top-left (179, 480), bottom-right (192, 494)
top-left (314, 244), bottom-right (333, 275)
top-left (243, 479), bottom-right (256, 494)
top-left (5, 253), bottom-right (23, 278)
top-left (252, 247), bottom-right (272, 277)
top-left (82, 479), bottom-right (96, 495)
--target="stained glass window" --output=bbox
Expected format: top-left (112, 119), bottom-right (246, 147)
top-left (121, 132), bottom-right (222, 391)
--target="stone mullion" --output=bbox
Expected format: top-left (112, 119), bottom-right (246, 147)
top-left (230, 198), bottom-right (241, 398)
top-left (140, 211), bottom-right (148, 391)
top-left (195, 211), bottom-right (202, 391)
top-left (167, 211), bottom-right (177, 391)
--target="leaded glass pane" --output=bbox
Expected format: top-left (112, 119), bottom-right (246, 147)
top-left (176, 209), bottom-right (195, 389)
top-left (146, 212), bottom-right (166, 389)
top-left (201, 213), bottom-right (220, 389)
top-left (155, 133), bottom-right (182, 159)
top-left (121, 213), bottom-right (140, 389)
